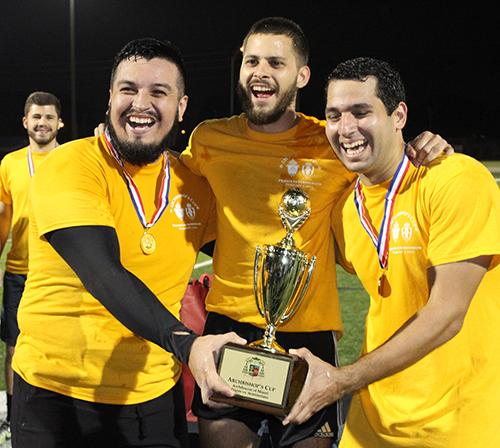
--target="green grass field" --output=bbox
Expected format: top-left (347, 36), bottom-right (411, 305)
top-left (0, 161), bottom-right (498, 390)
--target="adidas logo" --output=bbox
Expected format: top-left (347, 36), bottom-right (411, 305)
top-left (314, 422), bottom-right (334, 438)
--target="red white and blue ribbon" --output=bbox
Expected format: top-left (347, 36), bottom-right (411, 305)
top-left (103, 128), bottom-right (170, 230)
top-left (354, 149), bottom-right (410, 270)
top-left (27, 143), bottom-right (58, 177)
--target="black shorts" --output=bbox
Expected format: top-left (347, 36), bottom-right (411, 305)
top-left (192, 312), bottom-right (344, 448)
top-left (12, 373), bottom-right (189, 448)
top-left (1, 271), bottom-right (27, 345)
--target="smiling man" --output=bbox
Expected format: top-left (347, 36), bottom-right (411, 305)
top-left (11, 39), bottom-right (244, 448)
top-left (0, 92), bottom-right (62, 445)
top-left (181, 18), bottom-right (453, 448)
top-left (284, 57), bottom-right (500, 447)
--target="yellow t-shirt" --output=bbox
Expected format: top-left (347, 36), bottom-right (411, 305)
top-left (0, 146), bottom-right (49, 274)
top-left (332, 154), bottom-right (500, 447)
top-left (13, 136), bottom-right (216, 405)
top-left (182, 113), bottom-right (355, 334)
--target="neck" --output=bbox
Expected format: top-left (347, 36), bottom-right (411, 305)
top-left (247, 108), bottom-right (300, 134)
top-left (29, 139), bottom-right (57, 154)
top-left (358, 141), bottom-right (406, 187)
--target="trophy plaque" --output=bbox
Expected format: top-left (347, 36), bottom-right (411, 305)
top-left (212, 188), bottom-right (316, 416)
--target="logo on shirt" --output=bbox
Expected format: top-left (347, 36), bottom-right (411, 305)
top-left (278, 157), bottom-right (323, 189)
top-left (169, 194), bottom-right (202, 229)
top-left (389, 211), bottom-right (422, 255)
top-left (286, 159), bottom-right (300, 176)
top-left (280, 157), bottom-right (322, 179)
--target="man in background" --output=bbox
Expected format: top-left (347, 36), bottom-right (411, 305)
top-left (0, 91), bottom-right (62, 445)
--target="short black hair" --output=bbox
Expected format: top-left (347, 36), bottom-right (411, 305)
top-left (24, 92), bottom-right (61, 118)
top-left (327, 57), bottom-right (406, 115)
top-left (110, 38), bottom-right (187, 96)
top-left (243, 17), bottom-right (309, 67)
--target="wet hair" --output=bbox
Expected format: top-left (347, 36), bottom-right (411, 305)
top-left (327, 57), bottom-right (406, 115)
top-left (243, 17), bottom-right (309, 67)
top-left (110, 38), bottom-right (187, 95)
top-left (24, 92), bottom-right (61, 118)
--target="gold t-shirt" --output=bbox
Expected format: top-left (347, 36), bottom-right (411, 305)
top-left (0, 146), bottom-right (49, 273)
top-left (333, 154), bottom-right (500, 447)
top-left (182, 113), bottom-right (355, 334)
top-left (13, 136), bottom-right (216, 405)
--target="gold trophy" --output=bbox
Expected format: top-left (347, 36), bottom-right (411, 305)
top-left (212, 189), bottom-right (316, 416)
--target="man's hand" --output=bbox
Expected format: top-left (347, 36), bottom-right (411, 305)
top-left (283, 348), bottom-right (347, 426)
top-left (94, 123), bottom-right (105, 136)
top-left (406, 131), bottom-right (454, 168)
top-left (188, 332), bottom-right (247, 408)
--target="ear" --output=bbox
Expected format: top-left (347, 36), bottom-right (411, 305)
top-left (296, 65), bottom-right (311, 89)
top-left (22, 117), bottom-right (28, 130)
top-left (58, 118), bottom-right (63, 129)
top-left (394, 102), bottom-right (407, 130)
top-left (177, 95), bottom-right (188, 122)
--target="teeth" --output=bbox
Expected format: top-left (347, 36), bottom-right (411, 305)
top-left (343, 140), bottom-right (366, 155)
top-left (252, 85), bottom-right (273, 92)
top-left (129, 116), bottom-right (154, 124)
top-left (343, 140), bottom-right (364, 149)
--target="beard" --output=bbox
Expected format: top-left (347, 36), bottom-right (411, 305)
top-left (237, 81), bottom-right (297, 125)
top-left (28, 126), bottom-right (59, 146)
top-left (105, 112), bottom-right (179, 166)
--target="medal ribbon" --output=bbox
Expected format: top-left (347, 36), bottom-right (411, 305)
top-left (27, 143), bottom-right (58, 177)
top-left (354, 149), bottom-right (410, 270)
top-left (103, 129), bottom-right (170, 230)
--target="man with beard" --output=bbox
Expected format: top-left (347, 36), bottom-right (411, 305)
top-left (11, 38), bottom-right (244, 448)
top-left (0, 91), bottom-right (62, 445)
top-left (181, 17), bottom-right (452, 448)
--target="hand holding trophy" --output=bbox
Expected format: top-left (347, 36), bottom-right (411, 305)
top-left (212, 188), bottom-right (316, 416)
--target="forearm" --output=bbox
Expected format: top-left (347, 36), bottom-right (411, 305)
top-left (86, 265), bottom-right (198, 364)
top-left (338, 299), bottom-right (464, 396)
top-left (337, 256), bottom-right (489, 396)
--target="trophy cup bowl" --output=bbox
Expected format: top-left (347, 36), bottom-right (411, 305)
top-left (251, 245), bottom-right (315, 352)
top-left (212, 189), bottom-right (316, 416)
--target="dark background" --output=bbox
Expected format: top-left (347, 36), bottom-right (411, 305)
top-left (1, 1), bottom-right (498, 158)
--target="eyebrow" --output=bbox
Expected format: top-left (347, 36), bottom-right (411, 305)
top-left (117, 79), bottom-right (173, 92)
top-left (325, 103), bottom-right (373, 113)
top-left (244, 54), bottom-right (287, 62)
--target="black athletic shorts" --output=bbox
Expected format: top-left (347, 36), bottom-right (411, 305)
top-left (192, 312), bottom-right (344, 448)
top-left (1, 271), bottom-right (27, 345)
top-left (12, 373), bottom-right (189, 448)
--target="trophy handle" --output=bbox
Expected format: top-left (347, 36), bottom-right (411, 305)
top-left (280, 255), bottom-right (316, 322)
top-left (254, 246), bottom-right (265, 319)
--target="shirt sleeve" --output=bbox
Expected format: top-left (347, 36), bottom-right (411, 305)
top-left (424, 157), bottom-right (500, 269)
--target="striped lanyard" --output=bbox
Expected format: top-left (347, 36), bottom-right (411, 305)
top-left (354, 149), bottom-right (410, 272)
top-left (27, 143), bottom-right (58, 177)
top-left (103, 129), bottom-right (170, 232)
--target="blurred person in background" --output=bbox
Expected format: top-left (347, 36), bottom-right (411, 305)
top-left (0, 91), bottom-right (62, 445)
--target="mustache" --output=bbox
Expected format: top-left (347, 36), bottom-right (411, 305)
top-left (120, 106), bottom-right (161, 122)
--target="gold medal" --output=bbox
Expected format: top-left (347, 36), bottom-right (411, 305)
top-left (378, 270), bottom-right (387, 296)
top-left (140, 230), bottom-right (156, 255)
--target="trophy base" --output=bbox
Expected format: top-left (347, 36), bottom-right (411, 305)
top-left (212, 342), bottom-right (308, 416)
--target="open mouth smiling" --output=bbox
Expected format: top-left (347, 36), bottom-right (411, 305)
top-left (342, 139), bottom-right (368, 156)
top-left (251, 85), bottom-right (275, 99)
top-left (127, 115), bottom-right (156, 131)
